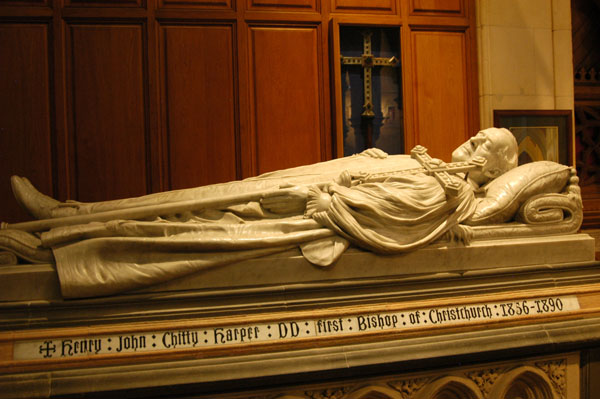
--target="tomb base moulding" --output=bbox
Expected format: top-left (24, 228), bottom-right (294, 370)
top-left (0, 233), bottom-right (599, 397)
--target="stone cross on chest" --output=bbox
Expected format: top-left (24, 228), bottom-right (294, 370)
top-left (353, 146), bottom-right (487, 196)
top-left (341, 31), bottom-right (399, 119)
top-left (410, 145), bottom-right (486, 196)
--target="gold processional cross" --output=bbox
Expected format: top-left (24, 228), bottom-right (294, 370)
top-left (341, 31), bottom-right (399, 148)
top-left (358, 145), bottom-right (486, 197)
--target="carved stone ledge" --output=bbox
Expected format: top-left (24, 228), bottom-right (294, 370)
top-left (180, 353), bottom-right (577, 399)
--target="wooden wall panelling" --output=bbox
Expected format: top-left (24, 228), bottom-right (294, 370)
top-left (157, 0), bottom-right (232, 10)
top-left (51, 4), bottom-right (71, 205)
top-left (236, 13), bottom-right (252, 179)
top-left (571, 0), bottom-right (600, 73)
top-left (572, 0), bottom-right (600, 228)
top-left (329, 17), bottom-right (343, 158)
top-left (320, 14), bottom-right (331, 160)
top-left (399, 15), bottom-right (415, 154)
top-left (0, 0), bottom-right (49, 6)
top-left (0, 23), bottom-right (54, 223)
top-left (410, 0), bottom-right (463, 16)
top-left (574, 104), bottom-right (600, 227)
top-left (408, 28), bottom-right (471, 161)
top-left (464, 0), bottom-right (479, 136)
top-left (145, 3), bottom-right (161, 194)
top-left (63, 0), bottom-right (143, 8)
top-left (66, 23), bottom-right (150, 202)
top-left (247, 24), bottom-right (325, 175)
top-left (330, 0), bottom-right (396, 15)
top-left (247, 0), bottom-right (317, 12)
top-left (159, 23), bottom-right (238, 190)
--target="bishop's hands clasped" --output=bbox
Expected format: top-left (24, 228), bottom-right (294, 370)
top-left (260, 183), bottom-right (335, 217)
top-left (260, 170), bottom-right (357, 215)
top-left (260, 184), bottom-right (309, 215)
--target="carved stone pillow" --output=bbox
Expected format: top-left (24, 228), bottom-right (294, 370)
top-left (465, 161), bottom-right (571, 225)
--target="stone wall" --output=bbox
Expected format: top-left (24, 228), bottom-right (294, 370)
top-left (477, 0), bottom-right (575, 129)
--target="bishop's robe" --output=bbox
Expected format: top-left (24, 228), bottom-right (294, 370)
top-left (39, 152), bottom-right (476, 298)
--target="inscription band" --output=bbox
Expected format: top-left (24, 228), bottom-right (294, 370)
top-left (14, 295), bottom-right (579, 361)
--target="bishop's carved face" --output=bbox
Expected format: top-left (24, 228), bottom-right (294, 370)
top-left (452, 127), bottom-right (518, 186)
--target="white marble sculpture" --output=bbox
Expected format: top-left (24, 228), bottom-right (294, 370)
top-left (0, 128), bottom-right (583, 298)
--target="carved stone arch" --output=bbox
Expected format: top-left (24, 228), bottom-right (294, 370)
top-left (346, 384), bottom-right (404, 399)
top-left (488, 366), bottom-right (558, 399)
top-left (413, 376), bottom-right (483, 399)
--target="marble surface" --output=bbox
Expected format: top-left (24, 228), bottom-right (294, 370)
top-left (0, 233), bottom-right (594, 303)
top-left (144, 233), bottom-right (594, 294)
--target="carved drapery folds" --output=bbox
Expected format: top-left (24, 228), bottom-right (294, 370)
top-left (242, 356), bottom-right (570, 399)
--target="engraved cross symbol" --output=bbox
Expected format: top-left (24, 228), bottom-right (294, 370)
top-left (410, 145), bottom-right (486, 196)
top-left (341, 31), bottom-right (399, 118)
top-left (39, 340), bottom-right (56, 358)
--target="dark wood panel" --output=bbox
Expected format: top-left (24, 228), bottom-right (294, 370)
top-left (158, 0), bottom-right (231, 9)
top-left (160, 24), bottom-right (238, 189)
top-left (330, 0), bottom-right (395, 14)
top-left (0, 0), bottom-right (48, 6)
top-left (64, 0), bottom-right (142, 7)
top-left (249, 26), bottom-right (323, 174)
top-left (410, 30), bottom-right (468, 161)
top-left (575, 105), bottom-right (600, 227)
top-left (67, 24), bottom-right (148, 202)
top-left (571, 0), bottom-right (600, 71)
top-left (248, 0), bottom-right (316, 12)
top-left (411, 0), bottom-right (462, 15)
top-left (0, 23), bottom-right (54, 223)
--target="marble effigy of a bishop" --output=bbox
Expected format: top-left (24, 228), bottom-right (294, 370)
top-left (0, 128), bottom-right (584, 298)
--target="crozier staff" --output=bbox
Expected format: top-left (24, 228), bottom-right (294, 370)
top-left (8, 128), bottom-right (517, 229)
top-left (1, 128), bottom-right (519, 298)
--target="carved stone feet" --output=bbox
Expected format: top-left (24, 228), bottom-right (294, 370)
top-left (10, 176), bottom-right (79, 219)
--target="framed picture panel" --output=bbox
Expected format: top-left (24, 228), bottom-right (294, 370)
top-left (494, 110), bottom-right (573, 166)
